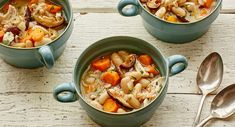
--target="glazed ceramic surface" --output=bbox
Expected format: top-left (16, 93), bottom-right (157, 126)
top-left (117, 0), bottom-right (222, 43)
top-left (53, 36), bottom-right (188, 127)
top-left (0, 0), bottom-right (74, 69)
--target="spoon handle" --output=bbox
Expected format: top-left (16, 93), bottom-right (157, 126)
top-left (196, 115), bottom-right (215, 127)
top-left (193, 94), bottom-right (207, 126)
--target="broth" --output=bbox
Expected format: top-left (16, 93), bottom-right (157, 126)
top-left (140, 0), bottom-right (217, 23)
top-left (0, 0), bottom-right (67, 48)
top-left (81, 51), bottom-right (165, 113)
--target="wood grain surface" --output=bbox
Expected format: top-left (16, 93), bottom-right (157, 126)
top-left (0, 0), bottom-right (235, 127)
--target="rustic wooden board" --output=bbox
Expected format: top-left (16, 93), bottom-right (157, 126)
top-left (74, 0), bottom-right (235, 13)
top-left (0, 13), bottom-right (234, 94)
top-left (0, 93), bottom-right (234, 127)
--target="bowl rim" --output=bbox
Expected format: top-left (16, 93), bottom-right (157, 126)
top-left (73, 36), bottom-right (170, 116)
top-left (0, 0), bottom-right (73, 50)
top-left (138, 0), bottom-right (222, 25)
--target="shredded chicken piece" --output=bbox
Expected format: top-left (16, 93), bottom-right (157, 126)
top-left (0, 5), bottom-right (21, 25)
top-left (134, 60), bottom-right (149, 77)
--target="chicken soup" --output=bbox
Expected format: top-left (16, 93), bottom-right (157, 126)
top-left (141, 0), bottom-right (216, 23)
top-left (0, 0), bottom-right (66, 48)
top-left (81, 51), bottom-right (165, 113)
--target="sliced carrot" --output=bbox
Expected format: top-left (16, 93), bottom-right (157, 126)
top-left (146, 65), bottom-right (160, 75)
top-left (31, 28), bottom-right (45, 42)
top-left (29, 0), bottom-right (38, 5)
top-left (200, 8), bottom-right (208, 16)
top-left (167, 15), bottom-right (178, 23)
top-left (103, 98), bottom-right (119, 112)
top-left (101, 71), bottom-right (120, 86)
top-left (2, 3), bottom-right (9, 12)
top-left (139, 55), bottom-right (153, 65)
top-left (47, 4), bottom-right (62, 14)
top-left (204, 0), bottom-right (214, 8)
top-left (0, 31), bottom-right (5, 42)
top-left (92, 57), bottom-right (111, 71)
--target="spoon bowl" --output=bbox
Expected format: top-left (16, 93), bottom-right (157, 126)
top-left (196, 84), bottom-right (235, 127)
top-left (197, 52), bottom-right (223, 94)
top-left (211, 84), bottom-right (235, 118)
top-left (193, 52), bottom-right (223, 126)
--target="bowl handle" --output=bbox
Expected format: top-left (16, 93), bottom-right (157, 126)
top-left (38, 45), bottom-right (55, 69)
top-left (118, 0), bottom-right (139, 16)
top-left (167, 55), bottom-right (188, 76)
top-left (53, 83), bottom-right (78, 103)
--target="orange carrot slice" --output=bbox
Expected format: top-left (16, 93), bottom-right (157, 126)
top-left (0, 31), bottom-right (5, 42)
top-left (167, 15), bottom-right (178, 23)
top-left (92, 57), bottom-right (111, 71)
top-left (2, 3), bottom-right (9, 12)
top-left (205, 0), bottom-right (214, 8)
top-left (146, 65), bottom-right (160, 75)
top-left (103, 98), bottom-right (119, 112)
top-left (31, 28), bottom-right (45, 42)
top-left (139, 55), bottom-right (153, 65)
top-left (101, 71), bottom-right (120, 86)
top-left (200, 8), bottom-right (208, 16)
top-left (47, 4), bottom-right (62, 14)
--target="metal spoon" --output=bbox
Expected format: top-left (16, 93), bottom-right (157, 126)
top-left (193, 52), bottom-right (223, 126)
top-left (196, 84), bottom-right (235, 127)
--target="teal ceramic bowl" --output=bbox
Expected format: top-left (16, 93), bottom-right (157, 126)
top-left (0, 0), bottom-right (74, 69)
top-left (53, 36), bottom-right (188, 127)
top-left (118, 0), bottom-right (222, 43)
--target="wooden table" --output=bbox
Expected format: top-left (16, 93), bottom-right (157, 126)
top-left (1, 0), bottom-right (235, 126)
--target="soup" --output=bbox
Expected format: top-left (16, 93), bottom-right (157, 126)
top-left (140, 0), bottom-right (216, 23)
top-left (0, 0), bottom-right (66, 48)
top-left (81, 51), bottom-right (164, 113)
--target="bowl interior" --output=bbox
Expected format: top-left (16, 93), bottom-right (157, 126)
top-left (0, 0), bottom-right (73, 50)
top-left (138, 0), bottom-right (222, 25)
top-left (73, 36), bottom-right (169, 114)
